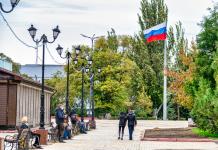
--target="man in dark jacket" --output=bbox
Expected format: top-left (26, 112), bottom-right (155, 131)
top-left (127, 110), bottom-right (137, 140)
top-left (55, 104), bottom-right (65, 142)
top-left (118, 112), bottom-right (127, 140)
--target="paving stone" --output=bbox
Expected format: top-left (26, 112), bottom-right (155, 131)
top-left (40, 120), bottom-right (218, 150)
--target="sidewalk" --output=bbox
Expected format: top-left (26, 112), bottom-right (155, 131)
top-left (42, 120), bottom-right (218, 150)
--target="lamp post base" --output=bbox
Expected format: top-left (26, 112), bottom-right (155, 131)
top-left (89, 120), bottom-right (96, 129)
top-left (34, 129), bottom-right (48, 145)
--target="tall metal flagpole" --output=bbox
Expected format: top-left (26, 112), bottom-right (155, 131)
top-left (163, 21), bottom-right (168, 121)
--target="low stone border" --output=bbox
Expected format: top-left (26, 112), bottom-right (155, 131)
top-left (141, 128), bottom-right (218, 142)
top-left (0, 130), bottom-right (16, 133)
top-left (0, 137), bottom-right (3, 150)
top-left (141, 138), bottom-right (218, 142)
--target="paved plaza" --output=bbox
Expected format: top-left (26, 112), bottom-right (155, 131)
top-left (43, 120), bottom-right (218, 150)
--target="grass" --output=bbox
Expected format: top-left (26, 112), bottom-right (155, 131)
top-left (192, 128), bottom-right (218, 139)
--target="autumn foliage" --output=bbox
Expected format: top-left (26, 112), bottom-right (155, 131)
top-left (167, 46), bottom-right (196, 109)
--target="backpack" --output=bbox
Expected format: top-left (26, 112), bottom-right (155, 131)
top-left (119, 114), bottom-right (126, 125)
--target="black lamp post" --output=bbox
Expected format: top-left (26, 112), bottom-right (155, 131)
top-left (80, 34), bottom-right (102, 52)
top-left (56, 45), bottom-right (81, 115)
top-left (74, 52), bottom-right (92, 122)
top-left (80, 34), bottom-right (103, 127)
top-left (28, 24), bottom-right (60, 129)
top-left (86, 66), bottom-right (101, 129)
top-left (0, 0), bottom-right (20, 13)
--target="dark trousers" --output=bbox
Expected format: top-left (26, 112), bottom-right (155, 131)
top-left (79, 122), bottom-right (87, 134)
top-left (57, 123), bottom-right (64, 141)
top-left (118, 125), bottom-right (125, 138)
top-left (31, 132), bottom-right (40, 145)
top-left (128, 125), bottom-right (134, 140)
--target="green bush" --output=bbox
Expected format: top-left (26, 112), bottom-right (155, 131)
top-left (191, 79), bottom-right (218, 134)
top-left (134, 108), bottom-right (149, 119)
top-left (192, 128), bottom-right (218, 139)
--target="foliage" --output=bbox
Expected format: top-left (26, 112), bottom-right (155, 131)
top-left (167, 44), bottom-right (196, 109)
top-left (46, 28), bottom-right (153, 118)
top-left (167, 100), bottom-right (177, 120)
top-left (190, 3), bottom-right (218, 134)
top-left (0, 53), bottom-right (20, 73)
top-left (165, 21), bottom-right (197, 121)
top-left (128, 0), bottom-right (168, 111)
top-left (45, 71), bottom-right (65, 115)
top-left (93, 31), bottom-right (152, 117)
top-left (133, 87), bottom-right (153, 118)
top-left (192, 128), bottom-right (218, 139)
top-left (191, 79), bottom-right (218, 133)
top-left (197, 4), bottom-right (218, 53)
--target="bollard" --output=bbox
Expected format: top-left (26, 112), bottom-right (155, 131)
top-left (34, 129), bottom-right (48, 145)
top-left (0, 137), bottom-right (3, 150)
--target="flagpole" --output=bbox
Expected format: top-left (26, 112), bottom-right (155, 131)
top-left (163, 21), bottom-right (168, 121)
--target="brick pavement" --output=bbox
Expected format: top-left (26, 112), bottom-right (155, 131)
top-left (42, 120), bottom-right (218, 150)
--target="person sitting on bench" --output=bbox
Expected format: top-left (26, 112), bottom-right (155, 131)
top-left (20, 116), bottom-right (43, 149)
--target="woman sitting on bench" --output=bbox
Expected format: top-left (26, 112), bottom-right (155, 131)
top-left (20, 116), bottom-right (43, 149)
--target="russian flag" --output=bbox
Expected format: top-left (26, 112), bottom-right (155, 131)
top-left (144, 22), bottom-right (167, 43)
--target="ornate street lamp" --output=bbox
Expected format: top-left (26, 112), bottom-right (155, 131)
top-left (56, 45), bottom-right (81, 115)
top-left (0, 0), bottom-right (20, 13)
top-left (80, 34), bottom-right (103, 52)
top-left (86, 66), bottom-right (101, 129)
top-left (73, 50), bottom-right (92, 122)
top-left (80, 34), bottom-right (103, 129)
top-left (28, 24), bottom-right (60, 129)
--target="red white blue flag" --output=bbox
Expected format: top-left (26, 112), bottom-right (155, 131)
top-left (144, 22), bottom-right (167, 43)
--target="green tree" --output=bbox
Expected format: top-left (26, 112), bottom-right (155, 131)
top-left (197, 5), bottom-right (218, 53)
top-left (190, 3), bottom-right (218, 133)
top-left (128, 0), bottom-right (168, 111)
top-left (45, 71), bottom-right (65, 115)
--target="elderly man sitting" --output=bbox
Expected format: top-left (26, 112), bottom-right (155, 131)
top-left (20, 116), bottom-right (43, 149)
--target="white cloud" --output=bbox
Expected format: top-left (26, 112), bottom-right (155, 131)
top-left (0, 0), bottom-right (215, 65)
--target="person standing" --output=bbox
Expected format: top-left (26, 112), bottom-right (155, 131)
top-left (70, 109), bottom-right (79, 135)
top-left (55, 104), bottom-right (65, 142)
top-left (118, 112), bottom-right (127, 140)
top-left (127, 110), bottom-right (137, 140)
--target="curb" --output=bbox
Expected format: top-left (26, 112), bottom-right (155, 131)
top-left (141, 138), bottom-right (218, 142)
top-left (0, 130), bottom-right (16, 133)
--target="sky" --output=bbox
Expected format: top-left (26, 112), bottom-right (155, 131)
top-left (0, 0), bottom-right (216, 65)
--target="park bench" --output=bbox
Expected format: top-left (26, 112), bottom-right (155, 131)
top-left (4, 127), bottom-right (29, 150)
top-left (48, 123), bottom-right (58, 142)
top-left (72, 122), bottom-right (80, 135)
top-left (4, 126), bottom-right (38, 150)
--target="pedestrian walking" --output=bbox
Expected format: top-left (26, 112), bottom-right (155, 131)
top-left (55, 104), bottom-right (66, 142)
top-left (127, 110), bottom-right (137, 140)
top-left (118, 112), bottom-right (127, 140)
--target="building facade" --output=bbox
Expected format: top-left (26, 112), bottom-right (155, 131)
top-left (0, 68), bottom-right (53, 128)
top-left (0, 59), bottom-right (12, 71)
top-left (20, 64), bottom-right (65, 82)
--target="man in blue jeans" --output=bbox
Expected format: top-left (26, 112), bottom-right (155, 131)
top-left (127, 110), bottom-right (137, 140)
top-left (55, 104), bottom-right (66, 142)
